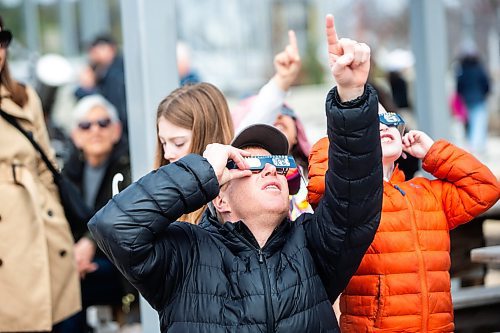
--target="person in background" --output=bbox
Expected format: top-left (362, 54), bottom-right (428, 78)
top-left (75, 35), bottom-right (128, 138)
top-left (307, 108), bottom-right (500, 332)
top-left (232, 30), bottom-right (312, 218)
top-left (450, 42), bottom-right (492, 290)
top-left (388, 70), bottom-right (410, 110)
top-left (59, 95), bottom-right (135, 332)
top-left (233, 30), bottom-right (302, 131)
top-left (177, 41), bottom-right (201, 86)
top-left (0, 16), bottom-right (81, 332)
top-left (88, 14), bottom-right (383, 332)
top-left (456, 42), bottom-right (490, 155)
top-left (154, 82), bottom-right (234, 224)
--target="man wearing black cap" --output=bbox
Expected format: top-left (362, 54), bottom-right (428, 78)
top-left (88, 14), bottom-right (382, 333)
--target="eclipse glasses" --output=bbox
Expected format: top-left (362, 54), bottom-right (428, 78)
top-left (379, 112), bottom-right (406, 135)
top-left (226, 155), bottom-right (296, 176)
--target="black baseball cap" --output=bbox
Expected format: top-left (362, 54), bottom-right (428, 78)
top-left (231, 124), bottom-right (289, 156)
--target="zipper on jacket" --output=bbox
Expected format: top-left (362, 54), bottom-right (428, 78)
top-left (258, 248), bottom-right (275, 333)
top-left (374, 275), bottom-right (383, 327)
top-left (393, 184), bottom-right (406, 196)
top-left (258, 248), bottom-right (264, 263)
top-left (403, 195), bottom-right (429, 332)
top-left (227, 226), bottom-right (276, 333)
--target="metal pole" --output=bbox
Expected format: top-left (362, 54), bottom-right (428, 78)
top-left (22, 0), bottom-right (39, 53)
top-left (79, 0), bottom-right (112, 45)
top-left (409, 0), bottom-right (450, 140)
top-left (120, 0), bottom-right (179, 331)
top-left (58, 0), bottom-right (79, 56)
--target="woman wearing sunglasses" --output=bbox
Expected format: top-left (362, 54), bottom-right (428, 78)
top-left (307, 104), bottom-right (500, 332)
top-left (59, 94), bottom-right (134, 332)
top-left (0, 16), bottom-right (81, 332)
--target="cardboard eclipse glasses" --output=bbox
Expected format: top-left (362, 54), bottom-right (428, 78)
top-left (379, 112), bottom-right (406, 135)
top-left (226, 155), bottom-right (296, 175)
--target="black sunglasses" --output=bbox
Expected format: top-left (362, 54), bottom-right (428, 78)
top-left (77, 118), bottom-right (112, 130)
top-left (0, 30), bottom-right (12, 49)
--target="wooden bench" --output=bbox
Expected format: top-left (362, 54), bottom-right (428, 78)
top-left (453, 285), bottom-right (500, 332)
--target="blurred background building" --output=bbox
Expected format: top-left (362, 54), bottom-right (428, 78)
top-left (2, 0), bottom-right (499, 94)
top-left (1, 0), bottom-right (499, 148)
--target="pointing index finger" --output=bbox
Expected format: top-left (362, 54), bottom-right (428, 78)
top-left (326, 14), bottom-right (340, 55)
top-left (288, 30), bottom-right (298, 53)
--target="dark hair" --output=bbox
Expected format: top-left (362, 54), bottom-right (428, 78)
top-left (90, 35), bottom-right (116, 48)
top-left (0, 15), bottom-right (28, 107)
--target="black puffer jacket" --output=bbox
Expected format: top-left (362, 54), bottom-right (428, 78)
top-left (89, 85), bottom-right (383, 333)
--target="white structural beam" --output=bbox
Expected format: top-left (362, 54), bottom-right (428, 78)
top-left (410, 0), bottom-right (450, 140)
top-left (119, 0), bottom-right (179, 331)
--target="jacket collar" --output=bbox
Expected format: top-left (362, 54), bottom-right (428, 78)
top-left (387, 165), bottom-right (405, 184)
top-left (0, 84), bottom-right (33, 121)
top-left (199, 209), bottom-right (291, 257)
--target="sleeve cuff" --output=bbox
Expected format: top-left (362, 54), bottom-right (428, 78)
top-left (332, 84), bottom-right (369, 108)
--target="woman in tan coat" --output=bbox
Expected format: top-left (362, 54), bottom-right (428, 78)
top-left (0, 17), bottom-right (80, 332)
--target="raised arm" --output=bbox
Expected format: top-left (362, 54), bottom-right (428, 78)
top-left (88, 147), bottom-right (251, 309)
top-left (88, 154), bottom-right (219, 308)
top-left (236, 30), bottom-right (302, 132)
top-left (421, 142), bottom-right (499, 228)
top-left (400, 129), bottom-right (499, 228)
top-left (304, 14), bottom-right (383, 301)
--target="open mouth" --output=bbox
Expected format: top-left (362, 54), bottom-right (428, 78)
top-left (262, 181), bottom-right (281, 192)
top-left (380, 133), bottom-right (395, 143)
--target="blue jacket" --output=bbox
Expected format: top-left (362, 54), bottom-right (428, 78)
top-left (89, 85), bottom-right (383, 332)
top-left (457, 58), bottom-right (490, 106)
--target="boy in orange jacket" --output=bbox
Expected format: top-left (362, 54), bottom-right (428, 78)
top-left (307, 109), bottom-right (499, 332)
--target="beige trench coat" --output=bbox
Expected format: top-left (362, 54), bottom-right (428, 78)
top-left (0, 85), bottom-right (81, 332)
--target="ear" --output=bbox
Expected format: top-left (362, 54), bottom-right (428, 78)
top-left (70, 128), bottom-right (84, 149)
top-left (212, 193), bottom-right (231, 215)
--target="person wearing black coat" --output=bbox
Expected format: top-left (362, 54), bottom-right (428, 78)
top-left (75, 35), bottom-right (128, 138)
top-left (59, 95), bottom-right (134, 332)
top-left (88, 15), bottom-right (383, 333)
top-left (456, 52), bottom-right (490, 154)
top-left (63, 136), bottom-right (130, 239)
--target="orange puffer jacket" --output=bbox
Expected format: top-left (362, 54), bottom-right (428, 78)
top-left (307, 137), bottom-right (500, 332)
